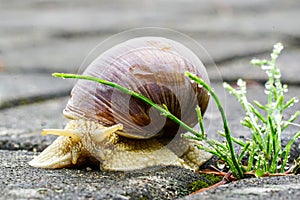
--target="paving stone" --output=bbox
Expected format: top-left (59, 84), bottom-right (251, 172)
top-left (183, 7), bottom-right (300, 37)
top-left (0, 72), bottom-right (73, 109)
top-left (180, 175), bottom-right (300, 200)
top-left (196, 35), bottom-right (280, 66)
top-left (1, 35), bottom-right (279, 73)
top-left (0, 150), bottom-right (210, 200)
top-left (0, 0), bottom-right (297, 74)
top-left (207, 47), bottom-right (300, 84)
top-left (0, 37), bottom-right (103, 73)
top-left (1, 0), bottom-right (299, 37)
top-left (0, 97), bottom-right (68, 151)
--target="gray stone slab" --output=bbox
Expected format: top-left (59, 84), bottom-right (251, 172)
top-left (1, 0), bottom-right (299, 37)
top-left (196, 35), bottom-right (279, 66)
top-left (0, 150), bottom-right (209, 200)
top-left (181, 175), bottom-right (300, 200)
top-left (1, 0), bottom-right (297, 74)
top-left (183, 8), bottom-right (300, 37)
top-left (0, 34), bottom-right (279, 74)
top-left (0, 37), bottom-right (107, 73)
top-left (208, 48), bottom-right (300, 84)
top-left (0, 97), bottom-right (68, 151)
top-left (0, 72), bottom-right (73, 109)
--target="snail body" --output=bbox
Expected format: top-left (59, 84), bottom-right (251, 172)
top-left (29, 37), bottom-right (212, 171)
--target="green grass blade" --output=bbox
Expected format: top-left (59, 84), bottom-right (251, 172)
top-left (253, 100), bottom-right (267, 111)
top-left (196, 105), bottom-right (205, 135)
top-left (218, 131), bottom-right (245, 147)
top-left (238, 141), bottom-right (250, 162)
top-left (52, 73), bottom-right (204, 139)
top-left (282, 111), bottom-right (300, 131)
top-left (280, 131), bottom-right (300, 173)
top-left (186, 71), bottom-right (244, 179)
top-left (249, 104), bottom-right (267, 124)
top-left (283, 97), bottom-right (297, 110)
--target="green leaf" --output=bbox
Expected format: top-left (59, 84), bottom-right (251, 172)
top-left (283, 97), bottom-right (296, 110)
top-left (255, 169), bottom-right (264, 177)
top-left (196, 106), bottom-right (205, 136)
top-left (280, 131), bottom-right (300, 173)
top-left (253, 100), bottom-right (267, 111)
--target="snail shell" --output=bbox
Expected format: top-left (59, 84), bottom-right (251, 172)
top-left (65, 37), bottom-right (209, 138)
top-left (29, 37), bottom-right (212, 171)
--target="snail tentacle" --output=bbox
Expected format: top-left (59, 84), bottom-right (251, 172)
top-left (92, 124), bottom-right (123, 143)
top-left (42, 129), bottom-right (81, 142)
top-left (29, 122), bottom-right (92, 168)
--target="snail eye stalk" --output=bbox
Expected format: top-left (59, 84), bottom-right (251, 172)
top-left (42, 129), bottom-right (81, 142)
top-left (92, 124), bottom-right (123, 142)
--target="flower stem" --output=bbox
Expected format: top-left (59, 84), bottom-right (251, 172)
top-left (52, 73), bottom-right (204, 139)
top-left (185, 71), bottom-right (244, 179)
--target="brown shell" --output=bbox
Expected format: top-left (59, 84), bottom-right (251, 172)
top-left (64, 37), bottom-right (210, 139)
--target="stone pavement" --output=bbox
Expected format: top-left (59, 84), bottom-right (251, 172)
top-left (1, 0), bottom-right (300, 199)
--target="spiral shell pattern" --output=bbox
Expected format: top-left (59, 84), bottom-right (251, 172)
top-left (64, 37), bottom-right (210, 139)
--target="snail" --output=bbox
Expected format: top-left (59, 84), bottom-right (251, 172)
top-left (28, 37), bottom-right (212, 171)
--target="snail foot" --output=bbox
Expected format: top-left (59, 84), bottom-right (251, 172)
top-left (100, 138), bottom-right (183, 171)
top-left (28, 135), bottom-right (90, 169)
top-left (180, 141), bottom-right (212, 170)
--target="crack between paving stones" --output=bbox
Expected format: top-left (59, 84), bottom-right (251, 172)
top-left (212, 49), bottom-right (271, 67)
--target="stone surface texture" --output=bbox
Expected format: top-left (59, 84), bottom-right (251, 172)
top-left (1, 0), bottom-right (300, 199)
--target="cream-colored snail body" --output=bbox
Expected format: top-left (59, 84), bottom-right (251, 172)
top-left (29, 37), bottom-right (212, 171)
